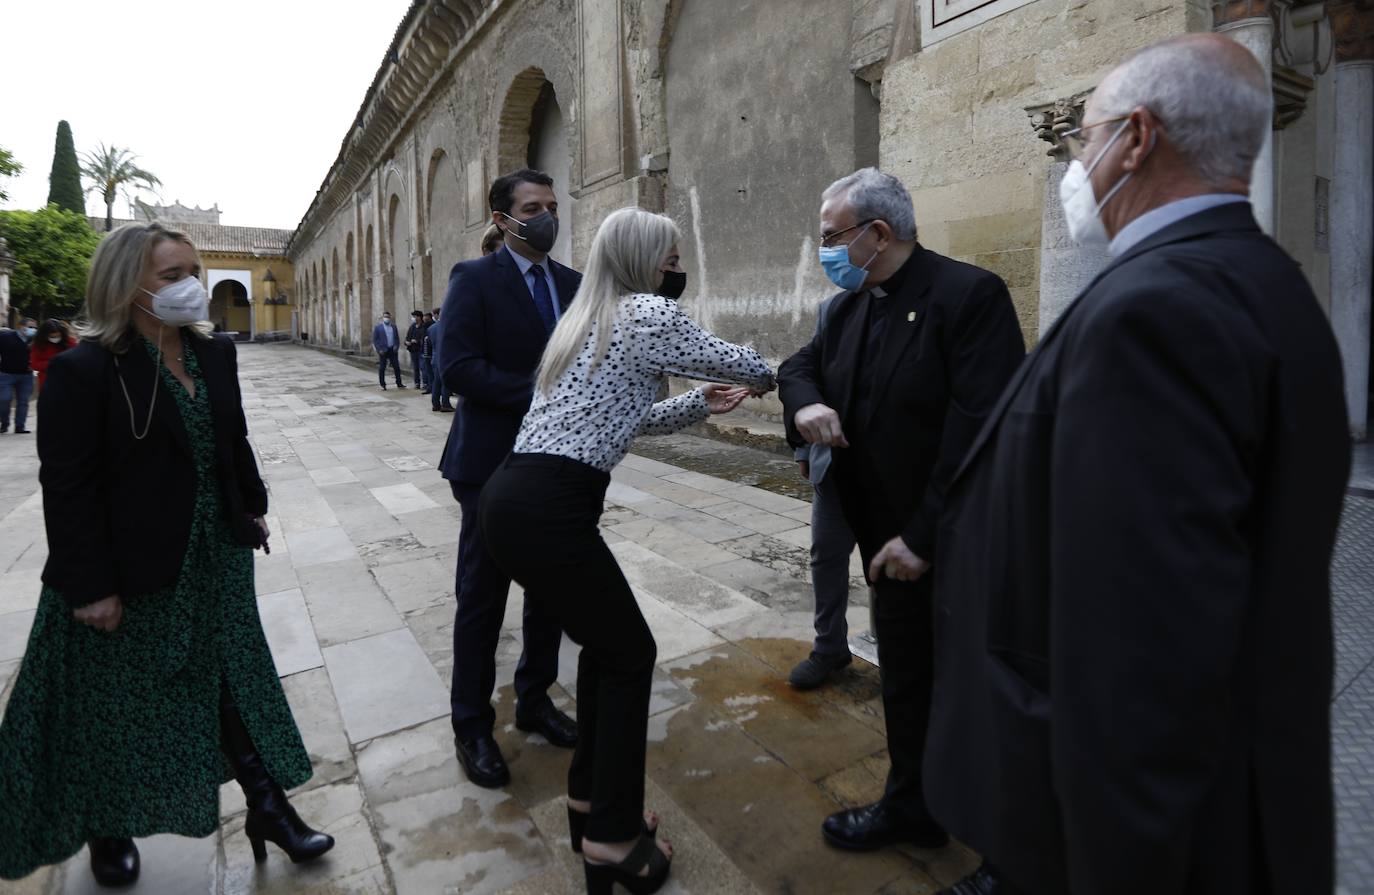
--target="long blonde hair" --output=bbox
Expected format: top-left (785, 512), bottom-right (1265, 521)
top-left (535, 207), bottom-right (679, 394)
top-left (78, 222), bottom-right (213, 352)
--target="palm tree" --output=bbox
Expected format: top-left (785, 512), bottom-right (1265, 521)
top-left (79, 144), bottom-right (161, 231)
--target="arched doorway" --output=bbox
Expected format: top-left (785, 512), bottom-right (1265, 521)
top-left (210, 280), bottom-right (251, 335)
top-left (527, 81), bottom-right (575, 267)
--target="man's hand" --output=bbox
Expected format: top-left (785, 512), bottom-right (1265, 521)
top-left (869, 537), bottom-right (930, 583)
top-left (795, 403), bottom-right (849, 447)
top-left (73, 595), bottom-right (124, 632)
top-left (798, 460), bottom-right (811, 480)
top-left (702, 384), bottom-right (750, 414)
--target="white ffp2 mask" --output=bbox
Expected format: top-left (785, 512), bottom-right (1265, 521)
top-left (140, 276), bottom-right (209, 326)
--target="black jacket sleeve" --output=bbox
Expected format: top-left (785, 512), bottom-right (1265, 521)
top-left (223, 339), bottom-right (267, 516)
top-left (37, 351), bottom-right (117, 607)
top-left (900, 275), bottom-right (1024, 558)
top-left (1049, 283), bottom-right (1261, 894)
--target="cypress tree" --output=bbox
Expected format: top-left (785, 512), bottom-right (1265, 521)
top-left (46, 121), bottom-right (85, 214)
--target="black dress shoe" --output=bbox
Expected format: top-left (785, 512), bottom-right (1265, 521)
top-left (788, 651), bottom-right (852, 690)
top-left (516, 702), bottom-right (578, 748)
top-left (456, 734), bottom-right (511, 788)
top-left (937, 863), bottom-right (1021, 895)
top-left (14, 428), bottom-right (30, 434)
top-left (89, 837), bottom-right (139, 887)
top-left (822, 800), bottom-right (949, 851)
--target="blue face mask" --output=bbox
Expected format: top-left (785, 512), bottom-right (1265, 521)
top-left (818, 222), bottom-right (878, 291)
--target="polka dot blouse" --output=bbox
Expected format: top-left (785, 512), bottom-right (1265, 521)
top-left (513, 293), bottom-right (776, 472)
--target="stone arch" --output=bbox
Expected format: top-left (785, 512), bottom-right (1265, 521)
top-left (331, 246), bottom-right (341, 344)
top-left (496, 67), bottom-right (555, 175)
top-left (345, 232), bottom-right (356, 349)
top-left (488, 32), bottom-right (579, 179)
top-left (363, 224), bottom-right (376, 344)
top-left (426, 148), bottom-right (466, 306)
top-left (387, 187), bottom-right (411, 319)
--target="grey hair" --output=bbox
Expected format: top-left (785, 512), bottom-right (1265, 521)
top-left (1093, 36), bottom-right (1272, 188)
top-left (822, 168), bottom-right (918, 241)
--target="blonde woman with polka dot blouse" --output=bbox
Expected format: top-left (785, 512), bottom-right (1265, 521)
top-left (480, 207), bottom-right (774, 895)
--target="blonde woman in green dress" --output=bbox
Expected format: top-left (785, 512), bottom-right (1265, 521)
top-left (0, 223), bottom-right (333, 886)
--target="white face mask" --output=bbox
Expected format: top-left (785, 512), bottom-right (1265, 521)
top-left (140, 276), bottom-right (209, 326)
top-left (1059, 120), bottom-right (1134, 246)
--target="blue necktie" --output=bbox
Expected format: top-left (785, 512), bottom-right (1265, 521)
top-left (529, 264), bottom-right (556, 334)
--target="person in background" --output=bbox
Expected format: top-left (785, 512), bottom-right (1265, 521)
top-left (480, 222), bottom-right (504, 257)
top-left (419, 311), bottom-right (436, 393)
top-left (0, 223), bottom-right (332, 888)
top-left (481, 206), bottom-right (776, 894)
top-left (0, 316), bottom-right (37, 434)
top-left (427, 308), bottom-right (452, 413)
top-left (30, 319), bottom-right (77, 399)
top-left (371, 311), bottom-right (405, 390)
top-left (405, 310), bottom-right (426, 390)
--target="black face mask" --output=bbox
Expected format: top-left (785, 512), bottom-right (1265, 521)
top-left (658, 269), bottom-right (688, 300)
top-left (501, 210), bottom-right (559, 254)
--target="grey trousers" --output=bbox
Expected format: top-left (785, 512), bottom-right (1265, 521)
top-left (810, 472), bottom-right (857, 658)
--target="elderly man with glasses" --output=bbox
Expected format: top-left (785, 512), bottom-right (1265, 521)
top-left (778, 168), bottom-right (1025, 855)
top-left (923, 34), bottom-right (1351, 895)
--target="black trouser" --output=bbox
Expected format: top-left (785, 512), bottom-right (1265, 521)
top-left (377, 347), bottom-right (403, 386)
top-left (481, 453), bottom-right (656, 842)
top-left (449, 478), bottom-right (561, 739)
top-left (847, 497), bottom-right (937, 825)
top-left (408, 348), bottom-right (423, 386)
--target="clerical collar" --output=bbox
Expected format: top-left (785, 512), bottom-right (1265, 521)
top-left (869, 245), bottom-right (921, 299)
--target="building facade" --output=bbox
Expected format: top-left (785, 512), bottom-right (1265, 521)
top-left (97, 203), bottom-right (296, 341)
top-left (288, 0), bottom-right (1374, 438)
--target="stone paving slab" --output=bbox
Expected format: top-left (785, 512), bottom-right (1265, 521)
top-left (1, 344), bottom-right (1370, 894)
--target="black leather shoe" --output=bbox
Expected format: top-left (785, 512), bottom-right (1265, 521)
top-left (89, 837), bottom-right (139, 887)
top-left (788, 651), bottom-right (852, 690)
top-left (822, 800), bottom-right (948, 851)
top-left (516, 702), bottom-right (578, 748)
top-left (14, 428), bottom-right (30, 434)
top-left (936, 863), bottom-right (1020, 895)
top-left (456, 734), bottom-right (511, 787)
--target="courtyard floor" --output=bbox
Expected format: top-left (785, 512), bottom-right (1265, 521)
top-left (0, 342), bottom-right (1371, 894)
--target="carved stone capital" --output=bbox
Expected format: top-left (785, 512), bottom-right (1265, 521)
top-left (1025, 90), bottom-right (1093, 162)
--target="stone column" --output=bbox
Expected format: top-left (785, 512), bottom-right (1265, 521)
top-left (1216, 8), bottom-right (1277, 233)
top-left (1027, 92), bottom-right (1111, 334)
top-left (1330, 0), bottom-right (1374, 438)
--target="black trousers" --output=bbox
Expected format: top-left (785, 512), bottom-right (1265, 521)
top-left (481, 453), bottom-right (656, 842)
top-left (408, 348), bottom-right (423, 386)
top-left (449, 479), bottom-right (561, 739)
top-left (846, 492), bottom-right (937, 825)
top-left (377, 348), bottom-right (403, 386)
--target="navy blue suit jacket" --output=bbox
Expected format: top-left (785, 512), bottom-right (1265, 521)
top-left (437, 248), bottom-right (580, 484)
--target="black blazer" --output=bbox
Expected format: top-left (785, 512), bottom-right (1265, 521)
top-left (38, 333), bottom-right (268, 608)
top-left (924, 203), bottom-right (1351, 895)
top-left (778, 246), bottom-right (1025, 555)
top-left (437, 247), bottom-right (580, 485)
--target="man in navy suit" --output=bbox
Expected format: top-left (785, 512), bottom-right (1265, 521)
top-left (437, 168), bottom-right (581, 787)
top-left (371, 311), bottom-right (405, 390)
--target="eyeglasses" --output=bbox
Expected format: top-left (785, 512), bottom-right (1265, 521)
top-left (820, 219), bottom-right (876, 249)
top-left (1060, 115), bottom-right (1129, 162)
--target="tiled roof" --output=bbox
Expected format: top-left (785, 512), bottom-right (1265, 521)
top-left (89, 217), bottom-right (292, 256)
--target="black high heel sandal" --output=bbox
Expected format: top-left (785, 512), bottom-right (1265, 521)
top-left (566, 805), bottom-right (657, 854)
top-left (583, 833), bottom-right (671, 895)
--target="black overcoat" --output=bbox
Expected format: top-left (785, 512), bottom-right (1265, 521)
top-left (925, 202), bottom-right (1351, 894)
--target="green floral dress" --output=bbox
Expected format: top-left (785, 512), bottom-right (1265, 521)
top-left (0, 335), bottom-right (312, 880)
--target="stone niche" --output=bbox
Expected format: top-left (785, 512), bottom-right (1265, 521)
top-left (1026, 90), bottom-right (1112, 334)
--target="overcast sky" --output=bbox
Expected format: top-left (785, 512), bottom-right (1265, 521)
top-left (1, 0), bottom-right (412, 230)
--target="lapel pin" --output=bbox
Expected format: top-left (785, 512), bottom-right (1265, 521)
top-left (907, 311), bottom-right (916, 322)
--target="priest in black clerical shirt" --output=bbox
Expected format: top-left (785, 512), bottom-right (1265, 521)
top-left (779, 167), bottom-right (1025, 855)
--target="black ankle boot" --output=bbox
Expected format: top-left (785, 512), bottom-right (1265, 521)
top-left (89, 837), bottom-right (139, 887)
top-left (220, 686), bottom-right (334, 864)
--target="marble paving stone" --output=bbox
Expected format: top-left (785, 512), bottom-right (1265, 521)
top-left (636, 479), bottom-right (734, 509)
top-left (285, 526), bottom-right (359, 569)
top-left (270, 479), bottom-right (341, 533)
top-left (697, 558), bottom-right (813, 610)
top-left (253, 547), bottom-right (299, 596)
top-left (700, 501), bottom-right (808, 536)
top-left (59, 831), bottom-right (219, 895)
top-left (618, 454), bottom-right (686, 477)
top-left (373, 556), bottom-right (457, 615)
top-left (221, 779), bottom-right (389, 895)
top-left (654, 508), bottom-right (754, 545)
top-left (0, 610), bottom-right (37, 662)
top-left (661, 470), bottom-right (741, 495)
top-left (317, 481), bottom-right (388, 514)
top-left (0, 566), bottom-right (43, 615)
top-left (611, 541), bottom-right (767, 630)
top-left (729, 484), bottom-right (811, 515)
top-left (780, 505), bottom-right (816, 523)
top-left (606, 518), bottom-right (739, 570)
top-left (334, 504), bottom-right (410, 544)
top-left (297, 559), bottom-right (405, 648)
top-left (631, 592), bottom-right (728, 663)
top-left (324, 627), bottom-right (449, 743)
top-left (401, 506), bottom-right (461, 549)
top-left (371, 482), bottom-right (441, 516)
top-left (404, 601), bottom-right (456, 680)
top-left (308, 465), bottom-right (361, 486)
top-left (0, 658), bottom-right (20, 716)
top-left (355, 465), bottom-right (407, 488)
top-left (528, 777), bottom-right (762, 895)
top-left (2, 864), bottom-right (60, 895)
top-left (258, 588), bottom-right (325, 676)
top-left (605, 481), bottom-right (654, 506)
top-left (383, 454), bottom-right (432, 472)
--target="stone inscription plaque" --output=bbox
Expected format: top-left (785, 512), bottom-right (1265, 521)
top-left (579, 0), bottom-right (623, 186)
